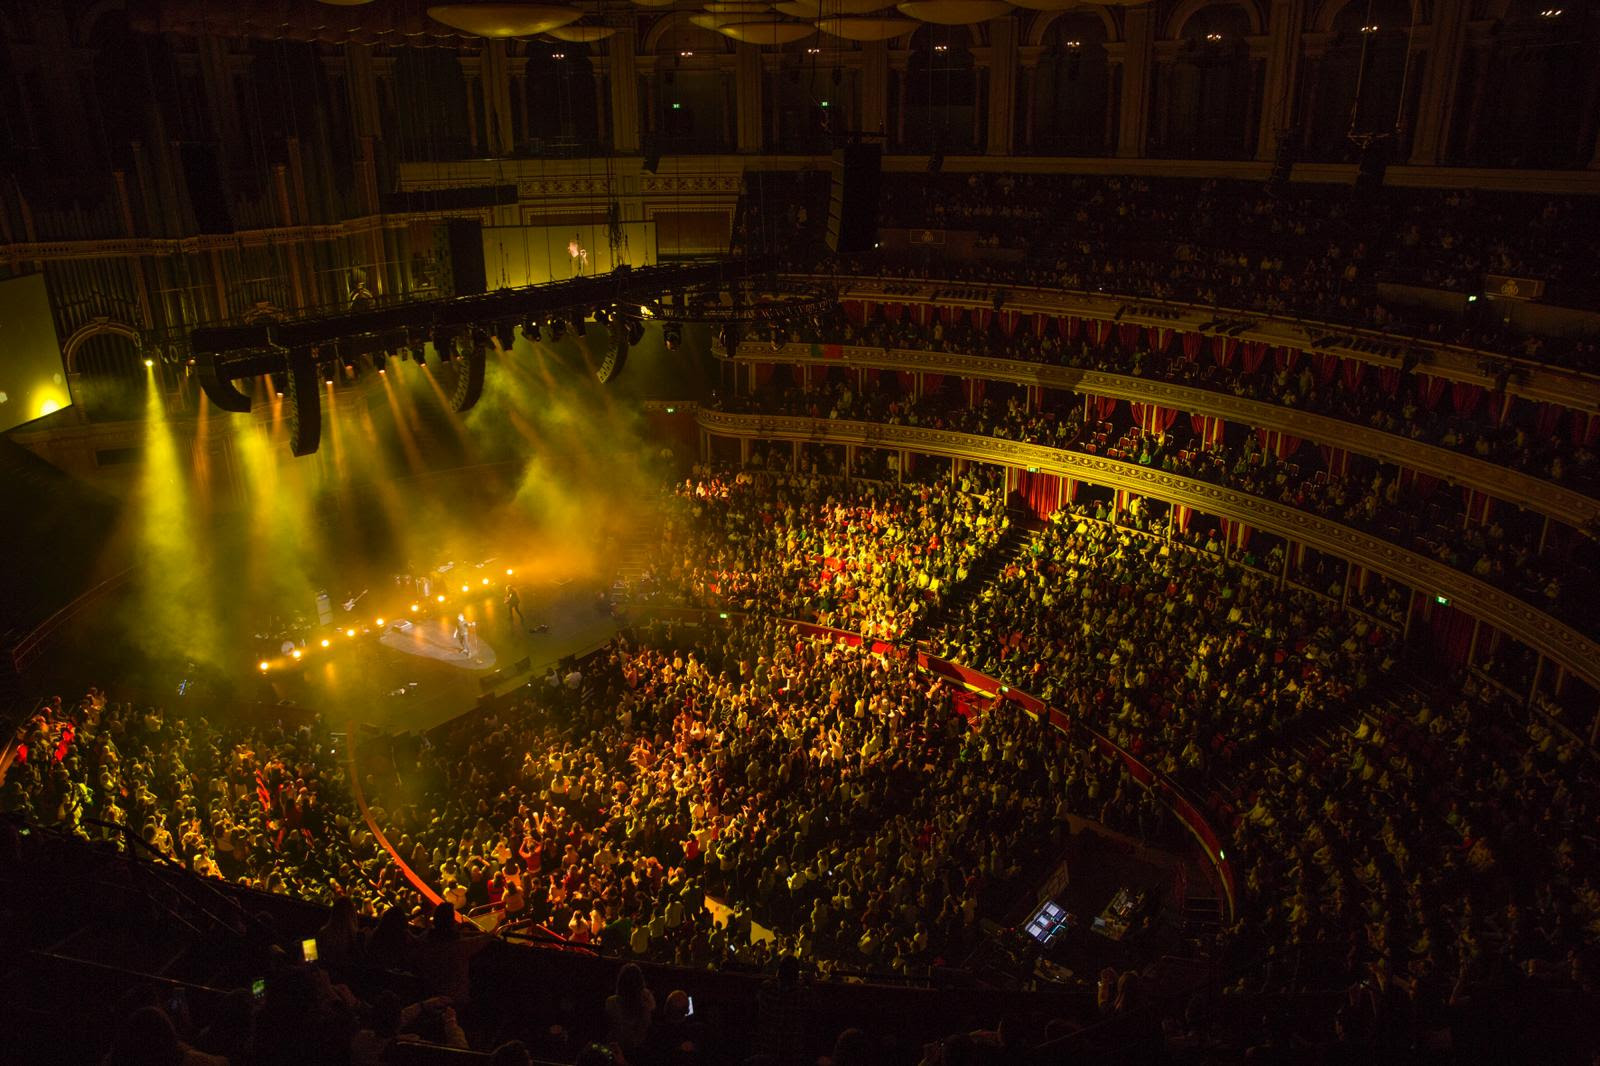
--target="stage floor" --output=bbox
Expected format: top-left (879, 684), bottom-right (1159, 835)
top-left (264, 576), bottom-right (619, 733)
top-left (29, 573), bottom-right (621, 736)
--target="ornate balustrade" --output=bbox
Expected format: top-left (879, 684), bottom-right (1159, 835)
top-left (694, 408), bottom-right (1600, 693)
top-left (733, 341), bottom-right (1600, 527)
top-left (790, 274), bottom-right (1600, 413)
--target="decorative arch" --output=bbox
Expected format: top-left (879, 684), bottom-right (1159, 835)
top-left (1027, 6), bottom-right (1120, 46)
top-left (641, 12), bottom-right (733, 54)
top-left (1165, 0), bottom-right (1264, 39)
top-left (1310, 0), bottom-right (1426, 34)
top-left (62, 318), bottom-right (142, 377)
top-left (74, 0), bottom-right (128, 45)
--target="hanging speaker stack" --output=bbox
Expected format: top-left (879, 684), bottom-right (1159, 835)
top-left (285, 351), bottom-right (321, 457)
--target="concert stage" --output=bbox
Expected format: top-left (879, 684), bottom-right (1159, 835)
top-left (260, 574), bottom-right (620, 734)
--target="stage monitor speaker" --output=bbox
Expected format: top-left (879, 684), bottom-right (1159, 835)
top-left (825, 144), bottom-right (882, 254)
top-left (512, 656), bottom-right (531, 674)
top-left (479, 671), bottom-right (502, 693)
top-left (285, 352), bottom-right (321, 457)
top-left (445, 219), bottom-right (487, 296)
top-left (449, 345), bottom-right (486, 412)
top-left (180, 143), bottom-right (234, 234)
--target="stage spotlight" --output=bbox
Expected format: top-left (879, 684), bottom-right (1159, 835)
top-left (410, 603), bottom-right (419, 612)
top-left (547, 318), bottom-right (567, 342)
top-left (345, 627), bottom-right (355, 637)
top-left (568, 310), bottom-right (586, 336)
top-left (493, 322), bottom-right (516, 351)
top-left (291, 649), bottom-right (303, 660)
top-left (505, 568), bottom-right (514, 576)
top-left (625, 318), bottom-right (645, 345)
top-left (593, 307), bottom-right (611, 325)
top-left (375, 617), bottom-right (385, 626)
top-left (259, 661), bottom-right (270, 672)
top-left (144, 358), bottom-right (155, 368)
top-left (461, 584), bottom-right (469, 593)
top-left (321, 638), bottom-right (330, 648)
top-left (270, 371), bottom-right (287, 397)
top-left (322, 363), bottom-right (337, 384)
top-left (521, 319), bottom-right (541, 343)
top-left (481, 578), bottom-right (489, 586)
top-left (436, 594), bottom-right (445, 603)
top-left (663, 322), bottom-right (682, 351)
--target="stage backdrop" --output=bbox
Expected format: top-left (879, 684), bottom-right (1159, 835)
top-left (0, 273), bottom-right (71, 432)
top-left (482, 222), bottom-right (657, 290)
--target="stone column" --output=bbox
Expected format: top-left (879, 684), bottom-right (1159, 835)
top-left (736, 45), bottom-right (764, 152)
top-left (608, 29), bottom-right (641, 153)
top-left (1409, 0), bottom-right (1469, 164)
top-left (1255, 0), bottom-right (1307, 160)
top-left (1116, 5), bottom-right (1155, 158)
top-left (344, 43), bottom-right (384, 141)
top-left (861, 40), bottom-right (889, 137)
top-left (481, 41), bottom-right (516, 155)
top-left (986, 17), bottom-right (1020, 155)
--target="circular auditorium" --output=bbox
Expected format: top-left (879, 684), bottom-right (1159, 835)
top-left (1, 1), bottom-right (1597, 1063)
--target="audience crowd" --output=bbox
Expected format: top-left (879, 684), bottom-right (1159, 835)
top-left (710, 375), bottom-right (1599, 630)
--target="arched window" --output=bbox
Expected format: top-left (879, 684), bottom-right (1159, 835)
top-left (1155, 3), bottom-right (1258, 159)
top-left (771, 41), bottom-right (858, 154)
top-left (1454, 0), bottom-right (1594, 167)
top-left (1032, 14), bottom-right (1111, 155)
top-left (1304, 0), bottom-right (1414, 161)
top-left (523, 43), bottom-right (599, 156)
top-left (649, 21), bottom-right (734, 153)
top-left (902, 25), bottom-right (977, 152)
top-left (73, 332), bottom-right (145, 423)
top-left (388, 48), bottom-right (473, 163)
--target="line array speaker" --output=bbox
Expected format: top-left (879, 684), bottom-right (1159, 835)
top-left (196, 356), bottom-right (253, 412)
top-left (595, 329), bottom-right (628, 384)
top-left (450, 345), bottom-right (486, 412)
top-left (285, 352), bottom-right (321, 457)
top-left (825, 144), bottom-right (882, 255)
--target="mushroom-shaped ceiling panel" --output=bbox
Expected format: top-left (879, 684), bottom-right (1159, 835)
top-left (547, 23), bottom-right (618, 39)
top-left (427, 4), bottom-right (583, 36)
top-left (717, 20), bottom-right (819, 42)
top-left (815, 15), bottom-right (919, 37)
top-left (896, 0), bottom-right (1012, 22)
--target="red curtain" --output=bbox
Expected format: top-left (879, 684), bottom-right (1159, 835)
top-left (1181, 332), bottom-right (1204, 361)
top-left (971, 379), bottom-right (986, 403)
top-left (1461, 487), bottom-right (1495, 525)
top-left (1424, 601), bottom-right (1475, 668)
top-left (1060, 316), bottom-right (1082, 342)
top-left (884, 302), bottom-right (903, 322)
top-left (1257, 428), bottom-right (1303, 457)
top-left (1092, 395), bottom-right (1118, 420)
top-left (1219, 518), bottom-right (1252, 551)
top-left (1089, 320), bottom-right (1113, 346)
top-left (1211, 335), bottom-right (1238, 368)
top-left (1274, 347), bottom-right (1302, 371)
top-left (1240, 342), bottom-right (1268, 373)
top-left (896, 371), bottom-right (916, 392)
top-left (1318, 444), bottom-right (1351, 477)
top-left (1171, 504), bottom-right (1193, 531)
top-left (1399, 468), bottom-right (1440, 497)
top-left (911, 303), bottom-right (934, 327)
top-left (1378, 367), bottom-right (1401, 396)
top-left (998, 310), bottom-right (1020, 336)
top-left (1118, 322), bottom-right (1141, 351)
top-left (1417, 375), bottom-right (1447, 410)
top-left (842, 300), bottom-right (867, 325)
top-left (1149, 326), bottom-right (1174, 353)
top-left (1191, 414), bottom-right (1225, 446)
top-left (1342, 359), bottom-right (1366, 390)
top-left (1313, 352), bottom-right (1340, 385)
top-left (923, 373), bottom-right (944, 393)
top-left (753, 363), bottom-right (776, 386)
top-left (1017, 472), bottom-right (1062, 518)
top-left (1576, 412), bottom-right (1600, 447)
top-left (1452, 381), bottom-right (1484, 417)
top-left (972, 308), bottom-right (993, 331)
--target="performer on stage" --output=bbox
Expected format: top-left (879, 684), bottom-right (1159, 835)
top-left (454, 613), bottom-right (472, 656)
top-left (505, 584), bottom-right (525, 629)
